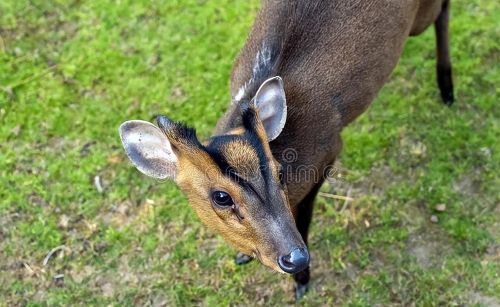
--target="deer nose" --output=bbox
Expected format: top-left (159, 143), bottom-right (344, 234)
top-left (277, 247), bottom-right (310, 273)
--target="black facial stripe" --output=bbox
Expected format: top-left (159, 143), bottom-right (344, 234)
top-left (206, 140), bottom-right (269, 204)
top-left (205, 138), bottom-right (252, 184)
top-left (205, 124), bottom-right (279, 204)
top-left (240, 177), bottom-right (266, 205)
top-left (243, 128), bottom-right (273, 187)
top-left (228, 169), bottom-right (267, 205)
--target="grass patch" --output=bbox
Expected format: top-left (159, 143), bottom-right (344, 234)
top-left (0, 0), bottom-right (499, 305)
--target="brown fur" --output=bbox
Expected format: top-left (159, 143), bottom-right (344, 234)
top-left (209, 0), bottom-right (453, 291)
top-left (164, 105), bottom-right (303, 272)
top-left (217, 0), bottom-right (450, 210)
top-left (160, 0), bottom-right (453, 291)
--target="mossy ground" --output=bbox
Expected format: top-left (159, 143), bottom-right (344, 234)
top-left (1, 0), bottom-right (499, 305)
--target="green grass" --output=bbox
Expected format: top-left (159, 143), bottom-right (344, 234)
top-left (1, 0), bottom-right (499, 305)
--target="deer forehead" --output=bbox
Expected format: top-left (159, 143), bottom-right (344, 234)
top-left (219, 140), bottom-right (261, 178)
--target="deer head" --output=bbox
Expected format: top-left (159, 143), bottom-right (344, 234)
top-left (119, 77), bottom-right (308, 273)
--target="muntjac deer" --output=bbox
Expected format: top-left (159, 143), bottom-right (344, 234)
top-left (119, 0), bottom-right (454, 299)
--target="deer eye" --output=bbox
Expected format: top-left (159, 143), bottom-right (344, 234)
top-left (211, 191), bottom-right (233, 207)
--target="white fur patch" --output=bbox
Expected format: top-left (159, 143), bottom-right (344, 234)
top-left (233, 43), bottom-right (271, 103)
top-left (253, 45), bottom-right (271, 77)
top-left (234, 86), bottom-right (246, 102)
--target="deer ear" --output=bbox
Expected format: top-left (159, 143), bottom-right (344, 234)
top-left (253, 76), bottom-right (287, 141)
top-left (119, 120), bottom-right (177, 179)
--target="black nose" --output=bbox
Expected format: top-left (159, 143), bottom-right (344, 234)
top-left (277, 247), bottom-right (310, 273)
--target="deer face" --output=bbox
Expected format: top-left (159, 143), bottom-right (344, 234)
top-left (119, 77), bottom-right (308, 273)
